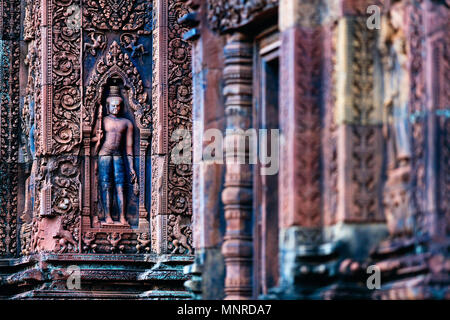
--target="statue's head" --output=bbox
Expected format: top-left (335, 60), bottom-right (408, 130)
top-left (106, 85), bottom-right (123, 116)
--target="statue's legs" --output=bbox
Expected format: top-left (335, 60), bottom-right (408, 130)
top-left (99, 155), bottom-right (114, 224)
top-left (113, 156), bottom-right (127, 225)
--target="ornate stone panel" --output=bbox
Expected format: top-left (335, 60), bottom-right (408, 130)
top-left (0, 40), bottom-right (20, 256)
top-left (20, 0), bottom-right (41, 256)
top-left (322, 21), bottom-right (338, 226)
top-left (167, 0), bottom-right (193, 254)
top-left (0, 0), bottom-right (21, 256)
top-left (153, 0), bottom-right (193, 254)
top-left (24, 0), bottom-right (83, 253)
top-left (334, 11), bottom-right (384, 224)
top-left (15, 0), bottom-right (192, 256)
top-left (81, 0), bottom-right (152, 253)
top-left (279, 25), bottom-right (322, 228)
top-left (83, 0), bottom-right (149, 31)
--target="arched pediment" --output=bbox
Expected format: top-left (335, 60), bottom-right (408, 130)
top-left (84, 41), bottom-right (151, 130)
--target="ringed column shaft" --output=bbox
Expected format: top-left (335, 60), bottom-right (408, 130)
top-left (221, 33), bottom-right (254, 300)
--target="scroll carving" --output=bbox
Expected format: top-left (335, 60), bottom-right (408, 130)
top-left (83, 0), bottom-right (151, 31)
top-left (0, 0), bottom-right (21, 256)
top-left (166, 0), bottom-right (193, 253)
top-left (0, 40), bottom-right (20, 256)
top-left (52, 0), bottom-right (82, 154)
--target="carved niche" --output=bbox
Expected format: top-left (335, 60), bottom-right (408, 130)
top-left (80, 0), bottom-right (155, 254)
top-left (82, 39), bottom-right (151, 253)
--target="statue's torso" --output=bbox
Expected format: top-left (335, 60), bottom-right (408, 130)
top-left (99, 115), bottom-right (130, 156)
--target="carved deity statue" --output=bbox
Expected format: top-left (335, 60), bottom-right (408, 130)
top-left (381, 2), bottom-right (412, 170)
top-left (380, 2), bottom-right (415, 237)
top-left (92, 85), bottom-right (139, 226)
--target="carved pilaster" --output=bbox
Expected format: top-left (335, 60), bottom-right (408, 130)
top-left (30, 0), bottom-right (82, 253)
top-left (0, 0), bottom-right (21, 256)
top-left (152, 0), bottom-right (193, 255)
top-left (278, 6), bottom-right (322, 231)
top-left (221, 34), bottom-right (253, 300)
top-left (334, 12), bottom-right (384, 224)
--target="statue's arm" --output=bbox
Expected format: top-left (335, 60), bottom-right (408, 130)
top-left (126, 121), bottom-right (134, 165)
top-left (126, 121), bottom-right (139, 195)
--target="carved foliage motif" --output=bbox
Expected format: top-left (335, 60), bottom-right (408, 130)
top-left (351, 17), bottom-right (376, 124)
top-left (83, 0), bottom-right (150, 31)
top-left (350, 126), bottom-right (383, 222)
top-left (24, 0), bottom-right (37, 41)
top-left (0, 0), bottom-right (21, 39)
top-left (25, 0), bottom-right (83, 253)
top-left (323, 23), bottom-right (338, 225)
top-left (293, 28), bottom-right (322, 227)
top-left (0, 40), bottom-right (20, 255)
top-left (166, 0), bottom-right (193, 252)
top-left (207, 0), bottom-right (278, 32)
top-left (0, 0), bottom-right (21, 256)
top-left (52, 1), bottom-right (81, 248)
top-left (52, 0), bottom-right (82, 154)
top-left (348, 17), bottom-right (383, 222)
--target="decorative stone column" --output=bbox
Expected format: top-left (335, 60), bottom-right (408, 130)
top-left (221, 33), bottom-right (254, 300)
top-left (152, 0), bottom-right (194, 255)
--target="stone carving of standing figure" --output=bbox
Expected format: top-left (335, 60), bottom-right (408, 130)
top-left (381, 2), bottom-right (411, 170)
top-left (92, 85), bottom-right (139, 226)
top-left (380, 2), bottom-right (415, 237)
